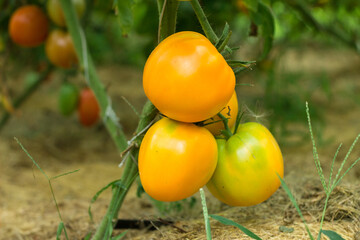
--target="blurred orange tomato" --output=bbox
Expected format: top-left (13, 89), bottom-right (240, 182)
top-left (45, 29), bottom-right (77, 69)
top-left (9, 5), bottom-right (49, 47)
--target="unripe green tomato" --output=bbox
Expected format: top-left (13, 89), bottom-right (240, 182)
top-left (207, 122), bottom-right (284, 206)
top-left (58, 82), bottom-right (79, 116)
top-left (47, 0), bottom-right (85, 27)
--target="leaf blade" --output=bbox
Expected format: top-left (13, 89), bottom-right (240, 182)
top-left (209, 215), bottom-right (261, 240)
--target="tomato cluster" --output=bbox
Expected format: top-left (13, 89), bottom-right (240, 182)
top-left (8, 0), bottom-right (83, 68)
top-left (8, 1), bottom-right (99, 127)
top-left (139, 31), bottom-right (284, 206)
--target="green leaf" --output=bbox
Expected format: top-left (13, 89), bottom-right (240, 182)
top-left (112, 231), bottom-right (128, 240)
top-left (249, 2), bottom-right (275, 60)
top-left (56, 222), bottom-right (65, 240)
top-left (277, 174), bottom-right (315, 240)
top-left (243, 0), bottom-right (259, 12)
top-left (115, 0), bottom-right (135, 36)
top-left (321, 230), bottom-right (345, 240)
top-left (88, 179), bottom-right (121, 221)
top-left (209, 215), bottom-right (262, 240)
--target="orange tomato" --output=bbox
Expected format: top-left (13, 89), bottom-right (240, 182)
top-left (9, 5), bottom-right (49, 47)
top-left (45, 29), bottom-right (77, 69)
top-left (77, 88), bottom-right (100, 127)
top-left (143, 31), bottom-right (235, 123)
top-left (47, 0), bottom-right (85, 27)
top-left (204, 91), bottom-right (238, 135)
top-left (139, 117), bottom-right (218, 202)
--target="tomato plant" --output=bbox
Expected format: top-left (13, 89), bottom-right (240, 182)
top-left (143, 31), bottom-right (235, 123)
top-left (138, 117), bottom-right (218, 202)
top-left (77, 88), bottom-right (100, 127)
top-left (8, 5), bottom-right (49, 47)
top-left (58, 82), bottom-right (79, 116)
top-left (207, 122), bottom-right (284, 206)
top-left (45, 29), bottom-right (78, 69)
top-left (204, 91), bottom-right (238, 135)
top-left (47, 0), bottom-right (85, 27)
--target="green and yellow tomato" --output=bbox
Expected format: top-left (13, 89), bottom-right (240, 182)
top-left (207, 122), bottom-right (283, 206)
top-left (143, 31), bottom-right (235, 123)
top-left (58, 82), bottom-right (79, 116)
top-left (139, 117), bottom-right (218, 202)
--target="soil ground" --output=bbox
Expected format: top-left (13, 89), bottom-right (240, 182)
top-left (1, 46), bottom-right (360, 239)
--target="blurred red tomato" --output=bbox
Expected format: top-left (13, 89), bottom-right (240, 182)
top-left (77, 88), bottom-right (100, 127)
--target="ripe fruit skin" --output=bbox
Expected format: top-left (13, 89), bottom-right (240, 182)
top-left (47, 0), bottom-right (85, 27)
top-left (207, 122), bottom-right (284, 206)
top-left (204, 91), bottom-right (238, 135)
top-left (58, 83), bottom-right (79, 116)
top-left (139, 118), bottom-right (218, 202)
top-left (9, 5), bottom-right (49, 47)
top-left (143, 31), bottom-right (235, 123)
top-left (77, 88), bottom-right (100, 127)
top-left (45, 29), bottom-right (77, 69)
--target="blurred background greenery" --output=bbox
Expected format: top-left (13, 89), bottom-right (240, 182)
top-left (1, 0), bottom-right (359, 144)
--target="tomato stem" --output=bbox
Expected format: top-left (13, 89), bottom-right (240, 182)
top-left (218, 113), bottom-right (233, 139)
top-left (190, 0), bottom-right (218, 45)
top-left (157, 0), bottom-right (179, 43)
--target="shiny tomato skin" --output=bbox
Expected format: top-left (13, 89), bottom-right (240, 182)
top-left (58, 83), bottom-right (79, 116)
top-left (143, 31), bottom-right (235, 123)
top-left (139, 118), bottom-right (218, 202)
top-left (207, 122), bottom-right (284, 206)
top-left (9, 5), bottom-right (49, 47)
top-left (204, 91), bottom-right (238, 135)
top-left (45, 29), bottom-right (77, 69)
top-left (77, 88), bottom-right (100, 127)
top-left (47, 0), bottom-right (85, 27)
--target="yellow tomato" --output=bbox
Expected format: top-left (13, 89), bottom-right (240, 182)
top-left (139, 117), bottom-right (218, 202)
top-left (143, 31), bottom-right (235, 123)
top-left (47, 0), bottom-right (85, 27)
top-left (204, 91), bottom-right (238, 135)
top-left (207, 122), bottom-right (284, 206)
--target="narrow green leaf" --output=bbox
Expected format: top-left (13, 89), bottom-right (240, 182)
top-left (328, 144), bottom-right (342, 190)
top-left (321, 230), bottom-right (345, 240)
top-left (83, 233), bottom-right (92, 240)
top-left (209, 215), bottom-right (261, 240)
top-left (243, 0), bottom-right (259, 12)
top-left (332, 133), bottom-right (360, 189)
top-left (306, 102), bottom-right (328, 193)
top-left (56, 222), bottom-right (65, 240)
top-left (51, 169), bottom-right (80, 180)
top-left (277, 174), bottom-right (315, 240)
top-left (112, 231), bottom-right (128, 240)
top-left (115, 0), bottom-right (135, 36)
top-left (249, 2), bottom-right (275, 60)
top-left (14, 137), bottom-right (49, 180)
top-left (88, 179), bottom-right (121, 221)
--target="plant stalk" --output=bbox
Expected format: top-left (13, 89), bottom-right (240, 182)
top-left (190, 0), bottom-right (218, 44)
top-left (200, 188), bottom-right (212, 240)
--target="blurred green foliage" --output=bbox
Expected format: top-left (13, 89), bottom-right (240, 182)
top-left (1, 0), bottom-right (359, 143)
